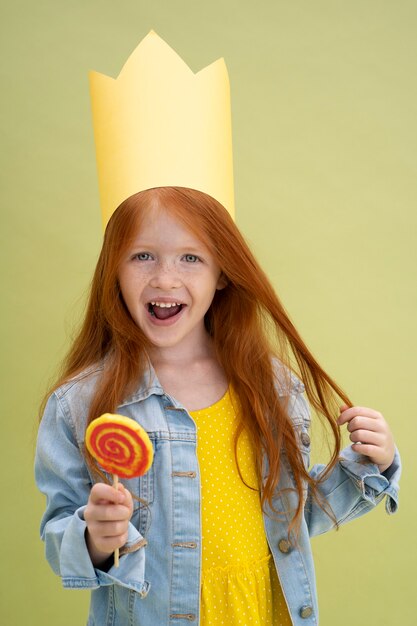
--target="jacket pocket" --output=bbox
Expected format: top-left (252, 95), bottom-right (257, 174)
top-left (291, 412), bottom-right (311, 466)
top-left (291, 414), bottom-right (311, 503)
top-left (132, 468), bottom-right (154, 537)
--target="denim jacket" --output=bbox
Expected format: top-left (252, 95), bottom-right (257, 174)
top-left (35, 363), bottom-right (401, 626)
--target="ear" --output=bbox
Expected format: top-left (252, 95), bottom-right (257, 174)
top-left (216, 272), bottom-right (228, 291)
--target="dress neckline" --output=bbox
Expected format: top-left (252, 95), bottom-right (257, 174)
top-left (189, 386), bottom-right (230, 415)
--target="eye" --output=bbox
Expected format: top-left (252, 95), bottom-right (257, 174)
top-left (134, 252), bottom-right (152, 261)
top-left (183, 254), bottom-right (200, 263)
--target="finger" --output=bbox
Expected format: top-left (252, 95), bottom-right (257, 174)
top-left (92, 519), bottom-right (129, 537)
top-left (117, 483), bottom-right (134, 511)
top-left (105, 532), bottom-right (129, 549)
top-left (346, 416), bottom-right (386, 434)
top-left (349, 430), bottom-right (384, 446)
top-left (85, 517), bottom-right (130, 548)
top-left (338, 406), bottom-right (382, 426)
top-left (90, 530), bottom-right (129, 552)
top-left (350, 442), bottom-right (383, 460)
top-left (338, 406), bottom-right (383, 424)
top-left (90, 483), bottom-right (125, 505)
top-left (85, 501), bottom-right (132, 526)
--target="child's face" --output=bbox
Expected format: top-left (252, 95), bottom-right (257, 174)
top-left (118, 206), bottom-right (226, 354)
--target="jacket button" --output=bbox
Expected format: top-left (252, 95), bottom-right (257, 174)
top-left (300, 606), bottom-right (313, 619)
top-left (300, 432), bottom-right (310, 447)
top-left (278, 539), bottom-right (291, 554)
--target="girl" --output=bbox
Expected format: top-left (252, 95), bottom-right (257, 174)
top-left (36, 186), bottom-right (400, 626)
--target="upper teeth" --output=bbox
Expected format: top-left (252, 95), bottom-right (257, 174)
top-left (150, 302), bottom-right (180, 308)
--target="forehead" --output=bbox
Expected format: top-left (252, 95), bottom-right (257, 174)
top-left (131, 205), bottom-right (207, 250)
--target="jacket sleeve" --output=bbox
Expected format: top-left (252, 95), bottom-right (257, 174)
top-left (34, 392), bottom-right (150, 596)
top-left (288, 383), bottom-right (401, 537)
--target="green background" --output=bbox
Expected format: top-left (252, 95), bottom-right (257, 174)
top-left (1, 1), bottom-right (415, 624)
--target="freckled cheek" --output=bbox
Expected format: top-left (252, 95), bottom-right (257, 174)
top-left (119, 274), bottom-right (150, 303)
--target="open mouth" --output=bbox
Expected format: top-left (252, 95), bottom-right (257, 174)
top-left (148, 302), bottom-right (184, 321)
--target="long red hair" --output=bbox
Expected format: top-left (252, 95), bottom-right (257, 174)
top-left (43, 186), bottom-right (352, 533)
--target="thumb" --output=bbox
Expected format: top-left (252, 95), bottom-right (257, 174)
top-left (117, 483), bottom-right (134, 513)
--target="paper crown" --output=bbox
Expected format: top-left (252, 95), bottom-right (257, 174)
top-left (89, 30), bottom-right (235, 228)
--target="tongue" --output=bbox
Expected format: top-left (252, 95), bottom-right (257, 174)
top-left (153, 305), bottom-right (181, 320)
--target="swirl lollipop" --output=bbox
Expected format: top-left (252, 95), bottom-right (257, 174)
top-left (86, 413), bottom-right (154, 566)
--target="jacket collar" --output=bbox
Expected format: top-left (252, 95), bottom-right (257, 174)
top-left (119, 361), bottom-right (165, 407)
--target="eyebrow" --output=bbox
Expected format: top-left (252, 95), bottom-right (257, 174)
top-left (130, 242), bottom-right (206, 254)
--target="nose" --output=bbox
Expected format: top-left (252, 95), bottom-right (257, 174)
top-left (149, 261), bottom-right (182, 290)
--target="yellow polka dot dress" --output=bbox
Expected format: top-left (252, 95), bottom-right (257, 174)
top-left (190, 388), bottom-right (292, 626)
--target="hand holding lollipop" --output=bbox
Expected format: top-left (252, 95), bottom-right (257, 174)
top-left (85, 413), bottom-right (154, 566)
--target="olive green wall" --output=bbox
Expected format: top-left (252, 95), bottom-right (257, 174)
top-left (1, 1), bottom-right (415, 624)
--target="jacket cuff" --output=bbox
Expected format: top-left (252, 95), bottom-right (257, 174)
top-left (338, 446), bottom-right (401, 514)
top-left (59, 506), bottom-right (149, 595)
top-left (120, 537), bottom-right (148, 556)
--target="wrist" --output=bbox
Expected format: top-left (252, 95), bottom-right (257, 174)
top-left (378, 458), bottom-right (394, 474)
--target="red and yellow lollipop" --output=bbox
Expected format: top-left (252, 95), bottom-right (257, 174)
top-left (85, 413), bottom-right (154, 566)
top-left (86, 413), bottom-right (153, 479)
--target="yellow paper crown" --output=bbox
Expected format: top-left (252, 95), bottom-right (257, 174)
top-left (89, 30), bottom-right (235, 228)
